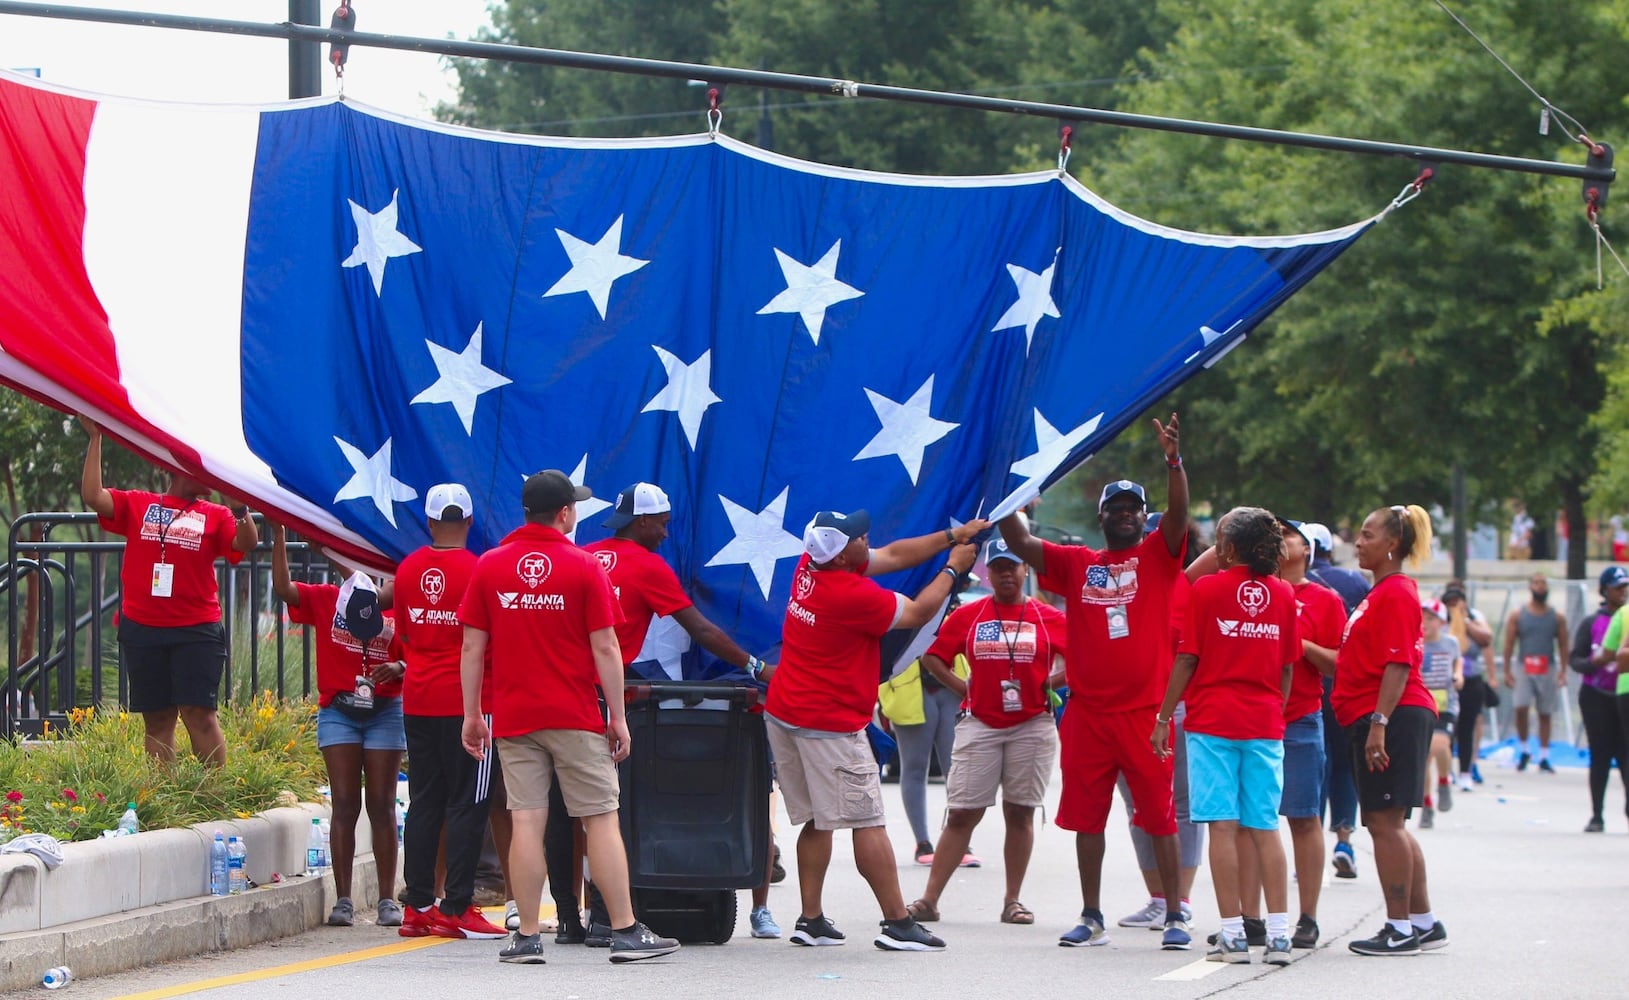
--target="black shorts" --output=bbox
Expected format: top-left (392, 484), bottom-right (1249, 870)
top-left (1433, 711), bottom-right (1457, 738)
top-left (1348, 705), bottom-right (1433, 819)
top-left (119, 619), bottom-right (226, 712)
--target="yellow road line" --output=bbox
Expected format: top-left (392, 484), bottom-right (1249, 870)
top-left (107, 905), bottom-right (554, 1000)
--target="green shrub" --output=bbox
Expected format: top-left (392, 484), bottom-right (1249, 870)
top-left (0, 693), bottom-right (325, 842)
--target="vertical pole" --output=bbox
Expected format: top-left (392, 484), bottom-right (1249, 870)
top-left (756, 87), bottom-right (774, 150)
top-left (289, 0), bottom-right (322, 99)
top-left (1452, 461), bottom-right (1468, 581)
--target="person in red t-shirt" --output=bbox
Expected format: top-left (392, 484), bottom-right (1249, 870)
top-left (457, 469), bottom-right (677, 965)
top-left (80, 416), bottom-right (257, 766)
top-left (765, 507), bottom-right (980, 952)
top-left (385, 484), bottom-right (508, 942)
top-left (1334, 504), bottom-right (1446, 956)
top-left (1156, 510), bottom-right (1298, 964)
top-left (272, 523), bottom-right (405, 928)
top-left (997, 412), bottom-right (1190, 950)
top-left (905, 537), bottom-right (1065, 926)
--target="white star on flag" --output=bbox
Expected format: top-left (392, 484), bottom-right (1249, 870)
top-left (409, 322), bottom-right (512, 435)
top-left (852, 374), bottom-right (959, 484)
top-left (991, 252), bottom-right (1061, 353)
top-left (1009, 409), bottom-right (1102, 482)
top-left (641, 346), bottom-right (721, 450)
top-left (705, 486), bottom-right (805, 600)
top-left (757, 240), bottom-right (864, 345)
top-left (332, 436), bottom-right (418, 527)
top-left (568, 454), bottom-right (612, 534)
top-left (340, 190), bottom-right (422, 297)
top-left (542, 215), bottom-right (650, 319)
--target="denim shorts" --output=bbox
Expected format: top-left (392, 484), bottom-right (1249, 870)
top-left (1187, 731), bottom-right (1284, 830)
top-left (316, 697), bottom-right (407, 751)
top-left (1279, 711), bottom-right (1326, 819)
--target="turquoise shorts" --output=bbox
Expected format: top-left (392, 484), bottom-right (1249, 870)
top-left (1186, 731), bottom-right (1284, 830)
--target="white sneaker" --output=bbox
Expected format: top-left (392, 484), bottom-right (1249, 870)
top-left (1117, 898), bottom-right (1166, 928)
top-left (1457, 773), bottom-right (1473, 792)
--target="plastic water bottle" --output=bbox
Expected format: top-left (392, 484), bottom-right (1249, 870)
top-left (209, 832), bottom-right (229, 897)
top-left (396, 799), bottom-right (405, 845)
top-left (227, 836), bottom-right (247, 895)
top-left (42, 966), bottom-right (71, 989)
top-left (320, 819), bottom-right (331, 867)
top-left (305, 818), bottom-right (328, 876)
top-left (117, 802), bottom-right (139, 836)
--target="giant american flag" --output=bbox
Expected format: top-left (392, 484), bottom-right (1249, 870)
top-left (0, 70), bottom-right (1379, 664)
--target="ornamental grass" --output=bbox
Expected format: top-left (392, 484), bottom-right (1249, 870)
top-left (0, 692), bottom-right (325, 842)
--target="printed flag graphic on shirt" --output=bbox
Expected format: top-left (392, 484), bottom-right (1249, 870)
top-left (0, 71), bottom-right (1378, 662)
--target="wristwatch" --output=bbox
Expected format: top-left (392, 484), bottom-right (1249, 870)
top-left (1367, 711), bottom-right (1389, 726)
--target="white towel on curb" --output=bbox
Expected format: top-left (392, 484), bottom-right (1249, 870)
top-left (1, 832), bottom-right (65, 869)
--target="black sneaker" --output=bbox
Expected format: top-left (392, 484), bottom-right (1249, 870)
top-left (1538, 758), bottom-right (1555, 774)
top-left (1416, 920), bottom-right (1448, 951)
top-left (1517, 751), bottom-right (1532, 772)
top-left (874, 917), bottom-right (946, 952)
top-left (609, 922), bottom-right (680, 963)
top-left (1291, 915), bottom-right (1319, 949)
top-left (1586, 817), bottom-right (1606, 833)
top-left (790, 914), bottom-right (847, 946)
top-left (1209, 917), bottom-right (1266, 947)
top-left (555, 920), bottom-right (587, 945)
top-left (498, 931), bottom-right (546, 964)
top-left (1349, 924), bottom-right (1419, 956)
top-left (584, 921), bottom-right (612, 948)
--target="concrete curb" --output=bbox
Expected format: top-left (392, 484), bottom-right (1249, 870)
top-left (0, 803), bottom-right (392, 993)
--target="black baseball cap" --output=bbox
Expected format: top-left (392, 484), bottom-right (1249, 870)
top-left (522, 469), bottom-right (593, 516)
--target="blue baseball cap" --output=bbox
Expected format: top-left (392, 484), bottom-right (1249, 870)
top-left (984, 537), bottom-right (1022, 564)
top-left (1098, 480), bottom-right (1146, 512)
top-left (1144, 511), bottom-right (1162, 536)
top-left (804, 509), bottom-right (871, 562)
top-left (1601, 566), bottom-right (1629, 590)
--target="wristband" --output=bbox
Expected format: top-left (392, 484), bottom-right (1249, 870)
top-left (1155, 714), bottom-right (1172, 725)
top-left (940, 566), bottom-right (959, 581)
top-left (1165, 455), bottom-right (1182, 469)
top-left (746, 656), bottom-right (763, 679)
top-left (944, 527), bottom-right (956, 545)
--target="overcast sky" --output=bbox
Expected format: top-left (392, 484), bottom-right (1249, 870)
top-left (0, 1), bottom-right (494, 117)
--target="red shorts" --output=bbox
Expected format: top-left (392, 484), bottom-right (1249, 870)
top-left (1057, 704), bottom-right (1177, 836)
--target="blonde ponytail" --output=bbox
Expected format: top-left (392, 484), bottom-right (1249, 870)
top-left (1401, 504), bottom-right (1433, 569)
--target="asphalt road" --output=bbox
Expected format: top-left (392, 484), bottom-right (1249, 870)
top-left (20, 757), bottom-right (1628, 1000)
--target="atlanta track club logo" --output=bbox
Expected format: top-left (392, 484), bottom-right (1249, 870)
top-left (1237, 579), bottom-right (1271, 617)
top-left (517, 552), bottom-right (553, 589)
top-left (420, 568), bottom-right (446, 605)
top-left (794, 570), bottom-right (816, 601)
top-left (594, 549), bottom-right (617, 574)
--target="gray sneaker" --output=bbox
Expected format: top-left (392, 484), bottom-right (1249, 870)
top-left (1264, 936), bottom-right (1292, 965)
top-left (1437, 780), bottom-right (1453, 812)
top-left (1117, 898), bottom-right (1166, 928)
top-left (1207, 932), bottom-right (1250, 964)
top-left (376, 899), bottom-right (403, 927)
top-left (609, 922), bottom-right (680, 963)
top-left (326, 897), bottom-right (354, 927)
top-left (498, 931), bottom-right (546, 964)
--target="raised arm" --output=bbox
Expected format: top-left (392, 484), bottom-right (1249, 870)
top-left (1152, 413), bottom-right (1188, 558)
top-left (228, 505), bottom-right (258, 554)
top-left (269, 523), bottom-right (301, 607)
top-left (78, 416), bottom-right (115, 519)
top-left (997, 513), bottom-right (1046, 575)
top-left (896, 543), bottom-right (978, 629)
top-left (867, 518), bottom-right (989, 577)
top-left (671, 605), bottom-right (774, 680)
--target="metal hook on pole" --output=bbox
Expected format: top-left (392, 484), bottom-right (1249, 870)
top-left (1058, 123), bottom-right (1075, 174)
top-left (706, 85), bottom-right (724, 138)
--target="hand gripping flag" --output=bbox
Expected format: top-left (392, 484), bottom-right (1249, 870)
top-left (0, 71), bottom-right (1377, 662)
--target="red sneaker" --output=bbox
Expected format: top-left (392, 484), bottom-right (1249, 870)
top-left (431, 905), bottom-right (508, 940)
top-left (398, 905), bottom-right (435, 938)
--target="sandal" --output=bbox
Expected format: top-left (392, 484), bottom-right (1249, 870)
top-left (1001, 900), bottom-right (1035, 925)
top-left (906, 898), bottom-right (941, 923)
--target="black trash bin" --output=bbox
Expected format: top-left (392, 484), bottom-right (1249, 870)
top-left (618, 680), bottom-right (769, 944)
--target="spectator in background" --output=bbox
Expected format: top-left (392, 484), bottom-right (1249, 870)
top-left (1502, 574), bottom-right (1568, 773)
top-left (1574, 567), bottom-right (1629, 832)
top-left (1508, 507), bottom-right (1534, 560)
top-left (80, 416), bottom-right (257, 766)
top-left (1417, 601), bottom-right (1462, 830)
top-left (1442, 581), bottom-right (1496, 788)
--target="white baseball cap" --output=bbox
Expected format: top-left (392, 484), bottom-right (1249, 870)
top-left (425, 483), bottom-right (473, 522)
top-left (1302, 522), bottom-right (1334, 555)
top-left (804, 509), bottom-right (871, 563)
top-left (603, 482), bottom-right (672, 530)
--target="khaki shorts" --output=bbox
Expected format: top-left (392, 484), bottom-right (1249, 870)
top-left (765, 721), bottom-right (885, 831)
top-left (945, 712), bottom-right (1058, 810)
top-left (496, 728), bottom-right (620, 817)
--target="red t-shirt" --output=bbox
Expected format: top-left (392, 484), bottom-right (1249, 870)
top-left (1042, 531), bottom-right (1185, 711)
top-left (1177, 566), bottom-right (1299, 740)
top-left (1287, 579), bottom-right (1347, 721)
top-left (1168, 571), bottom-right (1192, 653)
top-left (100, 489), bottom-right (243, 627)
top-left (582, 537), bottom-right (693, 666)
top-left (1332, 573), bottom-right (1437, 726)
top-left (765, 554), bottom-right (903, 733)
top-left (394, 546), bottom-right (487, 716)
top-left (458, 524), bottom-right (621, 737)
top-left (285, 582), bottom-right (402, 708)
top-left (926, 595), bottom-right (1066, 728)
